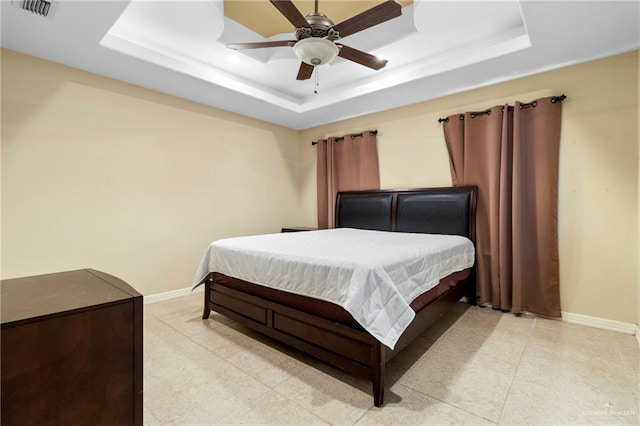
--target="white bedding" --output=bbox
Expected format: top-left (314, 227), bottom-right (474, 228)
top-left (192, 228), bottom-right (474, 349)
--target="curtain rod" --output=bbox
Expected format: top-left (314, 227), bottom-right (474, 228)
top-left (437, 94), bottom-right (567, 123)
top-left (311, 129), bottom-right (378, 146)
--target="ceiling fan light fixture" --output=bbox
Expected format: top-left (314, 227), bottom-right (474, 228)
top-left (293, 37), bottom-right (339, 66)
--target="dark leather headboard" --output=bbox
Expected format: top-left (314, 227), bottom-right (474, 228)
top-left (335, 193), bottom-right (394, 232)
top-left (335, 186), bottom-right (477, 241)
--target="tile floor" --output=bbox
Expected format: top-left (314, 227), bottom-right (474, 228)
top-left (143, 292), bottom-right (639, 425)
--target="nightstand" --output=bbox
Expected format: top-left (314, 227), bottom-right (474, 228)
top-left (281, 227), bottom-right (318, 233)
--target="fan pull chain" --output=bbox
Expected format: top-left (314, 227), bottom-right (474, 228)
top-left (314, 67), bottom-right (319, 94)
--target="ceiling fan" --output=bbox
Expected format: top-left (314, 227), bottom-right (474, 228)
top-left (227, 0), bottom-right (402, 80)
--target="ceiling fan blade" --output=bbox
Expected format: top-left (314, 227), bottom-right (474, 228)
top-left (296, 62), bottom-right (314, 80)
top-left (270, 0), bottom-right (310, 29)
top-left (337, 44), bottom-right (388, 70)
top-left (332, 1), bottom-right (401, 39)
top-left (227, 40), bottom-right (296, 50)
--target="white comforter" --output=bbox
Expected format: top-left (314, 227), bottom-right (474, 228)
top-left (193, 228), bottom-right (474, 349)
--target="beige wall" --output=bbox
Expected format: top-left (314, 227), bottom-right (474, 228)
top-left (2, 48), bottom-right (639, 326)
top-left (1, 49), bottom-right (302, 295)
top-left (300, 51), bottom-right (640, 324)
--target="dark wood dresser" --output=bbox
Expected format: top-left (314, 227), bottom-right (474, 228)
top-left (1, 269), bottom-right (143, 425)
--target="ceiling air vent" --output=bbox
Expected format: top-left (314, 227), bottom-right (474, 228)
top-left (11, 0), bottom-right (58, 19)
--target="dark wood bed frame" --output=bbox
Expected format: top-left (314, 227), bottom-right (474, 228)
top-left (201, 186), bottom-right (477, 407)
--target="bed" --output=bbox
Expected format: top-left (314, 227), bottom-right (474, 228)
top-left (194, 186), bottom-right (477, 406)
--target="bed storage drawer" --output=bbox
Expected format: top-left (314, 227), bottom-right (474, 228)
top-left (209, 287), bottom-right (267, 325)
top-left (206, 282), bottom-right (378, 366)
top-left (272, 312), bottom-right (371, 363)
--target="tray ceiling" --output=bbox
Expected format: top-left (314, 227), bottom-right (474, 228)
top-left (1, 1), bottom-right (639, 130)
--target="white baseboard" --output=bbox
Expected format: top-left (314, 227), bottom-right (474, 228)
top-left (144, 285), bottom-right (203, 305)
top-left (561, 311), bottom-right (637, 335)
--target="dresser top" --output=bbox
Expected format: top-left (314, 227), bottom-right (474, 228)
top-left (1, 269), bottom-right (141, 326)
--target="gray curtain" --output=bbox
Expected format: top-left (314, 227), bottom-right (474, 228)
top-left (443, 96), bottom-right (563, 317)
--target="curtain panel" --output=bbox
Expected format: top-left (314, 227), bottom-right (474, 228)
top-left (317, 131), bottom-right (380, 229)
top-left (443, 96), bottom-right (563, 317)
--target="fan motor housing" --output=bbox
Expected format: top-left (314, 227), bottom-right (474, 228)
top-left (296, 12), bottom-right (338, 40)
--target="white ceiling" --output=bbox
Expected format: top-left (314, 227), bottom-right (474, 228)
top-left (2, 1), bottom-right (639, 130)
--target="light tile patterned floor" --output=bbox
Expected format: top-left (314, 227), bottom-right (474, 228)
top-left (143, 292), bottom-right (640, 425)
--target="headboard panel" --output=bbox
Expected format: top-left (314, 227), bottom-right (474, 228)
top-left (335, 193), bottom-right (393, 231)
top-left (335, 186), bottom-right (477, 242)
